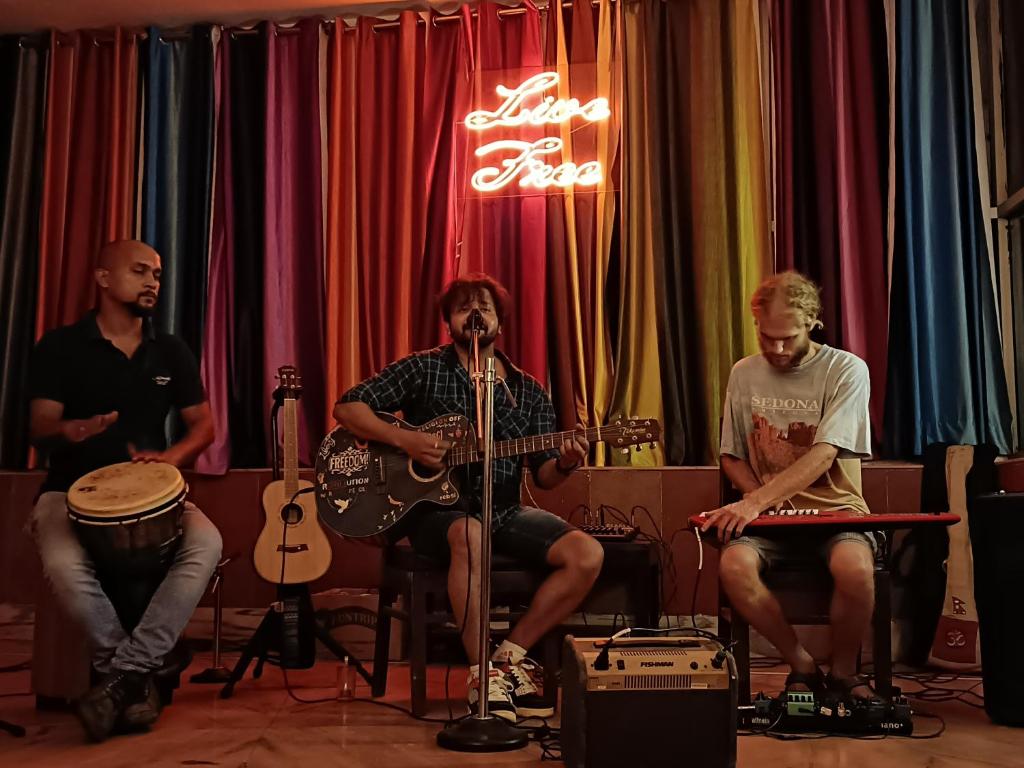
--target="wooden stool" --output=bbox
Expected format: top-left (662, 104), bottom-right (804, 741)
top-left (371, 540), bottom-right (661, 716)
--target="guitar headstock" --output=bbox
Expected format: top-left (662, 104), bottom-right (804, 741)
top-left (606, 416), bottom-right (661, 453)
top-left (276, 365), bottom-right (303, 400)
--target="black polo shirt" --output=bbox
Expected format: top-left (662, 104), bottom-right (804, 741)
top-left (28, 311), bottom-right (206, 493)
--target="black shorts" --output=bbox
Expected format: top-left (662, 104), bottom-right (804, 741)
top-left (404, 504), bottom-right (576, 569)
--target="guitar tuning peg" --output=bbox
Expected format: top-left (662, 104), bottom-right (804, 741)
top-left (636, 444), bottom-right (644, 451)
top-left (620, 448), bottom-right (629, 455)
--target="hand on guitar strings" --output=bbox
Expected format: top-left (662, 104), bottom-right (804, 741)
top-left (556, 423), bottom-right (589, 472)
top-left (397, 429), bottom-right (453, 469)
top-left (61, 411), bottom-right (118, 443)
top-left (700, 497), bottom-right (762, 543)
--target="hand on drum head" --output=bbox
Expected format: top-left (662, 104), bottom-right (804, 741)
top-left (61, 411), bottom-right (118, 443)
top-left (128, 443), bottom-right (173, 465)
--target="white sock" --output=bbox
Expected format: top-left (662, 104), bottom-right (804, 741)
top-left (468, 662), bottom-right (492, 681)
top-left (492, 640), bottom-right (527, 666)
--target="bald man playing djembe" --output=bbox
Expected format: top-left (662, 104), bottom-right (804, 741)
top-left (28, 240), bottom-right (221, 742)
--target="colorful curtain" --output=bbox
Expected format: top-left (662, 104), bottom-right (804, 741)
top-left (460, 2), bottom-right (550, 383)
top-left (773, 0), bottom-right (890, 441)
top-left (543, 0), bottom-right (620, 435)
top-left (1, 3), bottom-right (1017, 470)
top-left (36, 29), bottom-right (140, 336)
top-left (622, 0), bottom-right (769, 464)
top-left (884, 0), bottom-right (1011, 456)
top-left (197, 28), bottom-right (233, 474)
top-left (142, 26), bottom-right (216, 357)
top-left (197, 27), bottom-right (269, 472)
top-left (263, 19), bottom-right (326, 464)
top-left (326, 11), bottom-right (470, 415)
top-left (0, 37), bottom-right (47, 467)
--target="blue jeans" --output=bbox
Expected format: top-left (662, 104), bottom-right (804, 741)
top-left (30, 492), bottom-right (222, 674)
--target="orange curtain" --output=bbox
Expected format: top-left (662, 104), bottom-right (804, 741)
top-left (325, 13), bottom-right (470, 424)
top-left (36, 29), bottom-right (139, 336)
top-left (544, 0), bottom-right (620, 443)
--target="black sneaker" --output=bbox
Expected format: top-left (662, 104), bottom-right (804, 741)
top-left (75, 670), bottom-right (149, 742)
top-left (467, 667), bottom-right (517, 723)
top-left (502, 658), bottom-right (554, 719)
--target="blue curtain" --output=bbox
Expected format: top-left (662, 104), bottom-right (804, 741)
top-left (884, 0), bottom-right (1012, 456)
top-left (142, 26), bottom-right (215, 357)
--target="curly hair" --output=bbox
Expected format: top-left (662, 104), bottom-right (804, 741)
top-left (438, 272), bottom-right (511, 325)
top-left (750, 271), bottom-right (823, 330)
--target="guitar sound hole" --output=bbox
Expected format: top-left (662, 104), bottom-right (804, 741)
top-left (281, 503), bottom-right (304, 525)
top-left (409, 460), bottom-right (446, 483)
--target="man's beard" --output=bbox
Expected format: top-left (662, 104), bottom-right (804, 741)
top-left (452, 327), bottom-right (499, 349)
top-left (769, 338), bottom-right (811, 369)
top-left (127, 298), bottom-right (156, 318)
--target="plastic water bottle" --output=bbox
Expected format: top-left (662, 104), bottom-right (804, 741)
top-left (337, 656), bottom-right (355, 701)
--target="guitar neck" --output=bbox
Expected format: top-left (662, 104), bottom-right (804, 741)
top-left (447, 427), bottom-right (606, 466)
top-left (283, 397), bottom-right (299, 496)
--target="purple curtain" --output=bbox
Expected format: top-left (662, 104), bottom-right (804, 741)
top-left (263, 19), bottom-right (326, 464)
top-left (197, 31), bottom-right (236, 474)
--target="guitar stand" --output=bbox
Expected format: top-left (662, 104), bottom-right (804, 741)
top-left (219, 583), bottom-right (372, 699)
top-left (219, 385), bottom-right (371, 699)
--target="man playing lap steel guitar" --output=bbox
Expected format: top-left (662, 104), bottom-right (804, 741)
top-left (701, 271), bottom-right (880, 705)
top-left (334, 274), bottom-right (604, 722)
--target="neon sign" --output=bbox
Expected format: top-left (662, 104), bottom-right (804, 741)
top-left (466, 72), bottom-right (610, 193)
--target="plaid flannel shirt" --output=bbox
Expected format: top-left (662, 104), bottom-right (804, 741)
top-left (338, 344), bottom-right (560, 528)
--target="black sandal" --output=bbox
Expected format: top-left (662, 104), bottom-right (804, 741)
top-left (784, 667), bottom-right (826, 694)
top-left (826, 673), bottom-right (883, 705)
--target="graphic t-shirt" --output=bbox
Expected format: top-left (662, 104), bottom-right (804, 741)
top-left (720, 345), bottom-right (871, 514)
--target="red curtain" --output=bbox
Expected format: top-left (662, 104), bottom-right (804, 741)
top-left (36, 29), bottom-right (139, 336)
top-left (458, 2), bottom-right (549, 383)
top-left (773, 0), bottom-right (889, 438)
top-left (326, 12), bottom-right (470, 412)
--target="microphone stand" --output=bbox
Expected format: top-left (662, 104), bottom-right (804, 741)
top-left (437, 322), bottom-right (527, 752)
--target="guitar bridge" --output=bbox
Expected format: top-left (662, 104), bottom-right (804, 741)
top-left (276, 544), bottom-right (310, 553)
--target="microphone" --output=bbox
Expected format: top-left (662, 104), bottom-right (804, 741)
top-left (466, 309), bottom-right (486, 334)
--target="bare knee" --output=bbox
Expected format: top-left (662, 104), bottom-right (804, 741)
top-left (447, 517), bottom-right (481, 563)
top-left (828, 542), bottom-right (875, 595)
top-left (718, 545), bottom-right (762, 601)
top-left (550, 532), bottom-right (604, 586)
top-left (573, 534), bottom-right (604, 584)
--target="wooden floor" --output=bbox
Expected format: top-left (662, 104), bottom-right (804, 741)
top-left (0, 623), bottom-right (1021, 766)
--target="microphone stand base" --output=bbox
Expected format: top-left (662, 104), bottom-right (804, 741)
top-left (437, 715), bottom-right (529, 752)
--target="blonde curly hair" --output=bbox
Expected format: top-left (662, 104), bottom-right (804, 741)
top-left (751, 271), bottom-right (824, 330)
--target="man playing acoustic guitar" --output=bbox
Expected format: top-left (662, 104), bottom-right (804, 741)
top-left (334, 273), bottom-right (603, 722)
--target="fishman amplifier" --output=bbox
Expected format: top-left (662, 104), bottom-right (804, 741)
top-left (561, 635), bottom-right (737, 768)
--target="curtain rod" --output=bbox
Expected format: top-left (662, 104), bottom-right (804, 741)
top-left (21, 0), bottom-right (617, 44)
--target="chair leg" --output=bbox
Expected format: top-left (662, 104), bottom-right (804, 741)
top-left (409, 576), bottom-right (429, 718)
top-left (872, 569), bottom-right (893, 699)
top-left (372, 578), bottom-right (398, 698)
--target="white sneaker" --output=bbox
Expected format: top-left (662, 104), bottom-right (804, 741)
top-left (467, 667), bottom-right (517, 723)
top-left (502, 658), bottom-right (554, 718)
